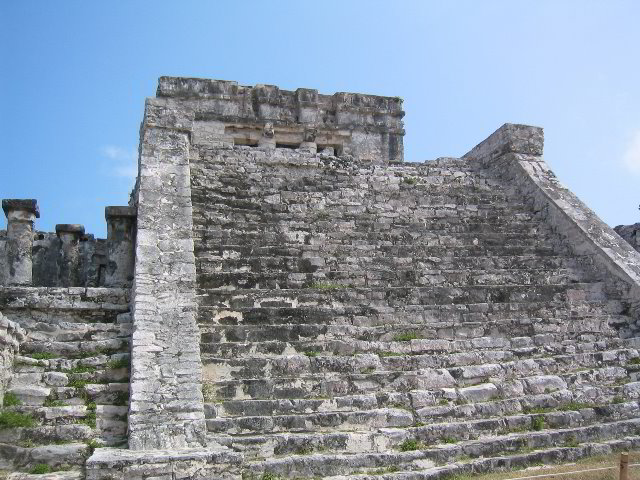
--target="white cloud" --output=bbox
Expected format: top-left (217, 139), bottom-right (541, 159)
top-left (622, 130), bottom-right (640, 174)
top-left (100, 145), bottom-right (137, 179)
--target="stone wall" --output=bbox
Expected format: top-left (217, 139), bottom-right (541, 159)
top-left (0, 312), bottom-right (25, 406)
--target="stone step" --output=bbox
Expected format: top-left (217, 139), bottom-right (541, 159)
top-left (209, 403), bottom-right (639, 458)
top-left (23, 322), bottom-right (132, 343)
top-left (0, 424), bottom-right (93, 446)
top-left (239, 418), bottom-right (640, 477)
top-left (10, 405), bottom-right (90, 426)
top-left (196, 299), bottom-right (627, 327)
top-left (199, 329), bottom-right (628, 359)
top-left (195, 243), bottom-right (561, 261)
top-left (14, 352), bottom-right (130, 374)
top-left (19, 337), bottom-right (130, 356)
top-left (209, 253), bottom-right (582, 275)
top-left (1, 442), bottom-right (89, 471)
top-left (317, 437), bottom-right (640, 480)
top-left (193, 182), bottom-right (518, 202)
top-left (200, 347), bottom-right (638, 381)
top-left (7, 470), bottom-right (83, 480)
top-left (197, 231), bottom-right (552, 251)
top-left (206, 385), bottom-right (626, 421)
top-left (192, 218), bottom-right (545, 237)
top-left (204, 364), bottom-right (631, 401)
top-left (198, 317), bottom-right (624, 346)
top-left (0, 287), bottom-right (130, 322)
top-left (197, 283), bottom-right (607, 309)
top-left (196, 267), bottom-right (582, 290)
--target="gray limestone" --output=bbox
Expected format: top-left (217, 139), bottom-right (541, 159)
top-left (3, 77), bottom-right (640, 479)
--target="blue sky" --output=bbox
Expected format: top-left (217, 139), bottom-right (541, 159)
top-left (1, 1), bottom-right (639, 237)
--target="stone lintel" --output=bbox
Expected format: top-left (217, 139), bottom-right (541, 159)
top-left (2, 199), bottom-right (40, 219)
top-left (55, 224), bottom-right (85, 236)
top-left (105, 206), bottom-right (137, 221)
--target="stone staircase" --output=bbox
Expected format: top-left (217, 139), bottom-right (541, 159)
top-left (0, 287), bottom-right (131, 479)
top-left (190, 149), bottom-right (640, 478)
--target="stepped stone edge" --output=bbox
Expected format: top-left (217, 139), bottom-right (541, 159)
top-left (127, 103), bottom-right (206, 450)
top-left (465, 123), bottom-right (640, 336)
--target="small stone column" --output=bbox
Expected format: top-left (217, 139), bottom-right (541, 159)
top-left (105, 206), bottom-right (136, 287)
top-left (56, 224), bottom-right (84, 287)
top-left (299, 127), bottom-right (318, 154)
top-left (2, 199), bottom-right (39, 286)
top-left (258, 122), bottom-right (276, 149)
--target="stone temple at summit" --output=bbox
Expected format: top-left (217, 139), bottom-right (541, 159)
top-left (1, 76), bottom-right (640, 479)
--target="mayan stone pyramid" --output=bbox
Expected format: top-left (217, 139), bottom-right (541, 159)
top-left (1, 77), bottom-right (639, 479)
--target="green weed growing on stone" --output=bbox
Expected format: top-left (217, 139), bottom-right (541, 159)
top-left (0, 411), bottom-right (36, 429)
top-left (261, 473), bottom-right (280, 480)
top-left (29, 464), bottom-right (52, 475)
top-left (393, 332), bottom-right (419, 342)
top-left (628, 357), bottom-right (640, 365)
top-left (62, 365), bottom-right (97, 374)
top-left (399, 438), bottom-right (421, 451)
top-left (68, 378), bottom-right (89, 389)
top-left (310, 282), bottom-right (345, 290)
top-left (558, 401), bottom-right (592, 411)
top-left (530, 416), bottom-right (545, 431)
top-left (43, 398), bottom-right (68, 407)
top-left (403, 176), bottom-right (418, 185)
top-left (2, 392), bottom-right (20, 407)
top-left (27, 352), bottom-right (56, 360)
top-left (107, 357), bottom-right (130, 369)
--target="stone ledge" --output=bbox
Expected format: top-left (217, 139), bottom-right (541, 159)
top-left (86, 447), bottom-right (243, 480)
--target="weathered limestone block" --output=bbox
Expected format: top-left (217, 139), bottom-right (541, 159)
top-left (2, 199), bottom-right (39, 286)
top-left (105, 206), bottom-right (136, 287)
top-left (55, 224), bottom-right (85, 287)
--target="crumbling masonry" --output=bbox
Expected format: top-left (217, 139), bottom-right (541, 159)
top-left (1, 77), bottom-right (640, 479)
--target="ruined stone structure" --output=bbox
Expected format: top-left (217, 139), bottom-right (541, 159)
top-left (1, 77), bottom-right (640, 479)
